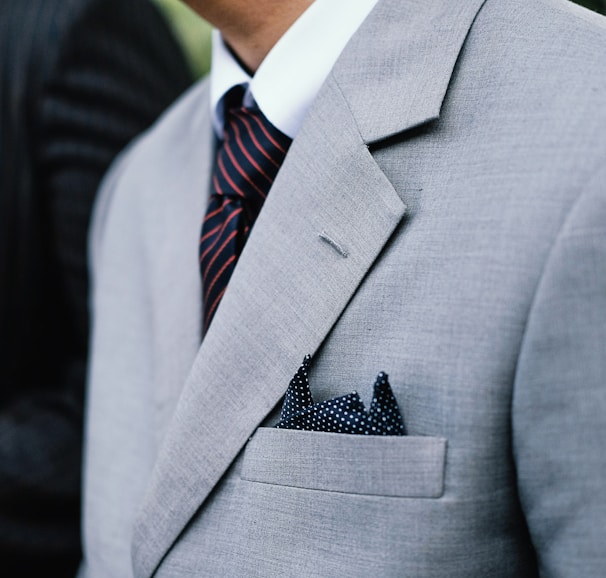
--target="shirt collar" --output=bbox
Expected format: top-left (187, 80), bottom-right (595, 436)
top-left (210, 0), bottom-right (379, 139)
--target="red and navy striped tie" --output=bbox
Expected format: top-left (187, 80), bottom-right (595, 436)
top-left (199, 86), bottom-right (292, 333)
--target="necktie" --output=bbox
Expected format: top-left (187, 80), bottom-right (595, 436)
top-left (199, 86), bottom-right (292, 333)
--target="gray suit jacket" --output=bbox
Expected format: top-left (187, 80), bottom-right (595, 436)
top-left (81, 0), bottom-right (606, 576)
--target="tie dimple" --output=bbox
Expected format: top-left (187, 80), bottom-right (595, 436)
top-left (199, 86), bottom-right (292, 334)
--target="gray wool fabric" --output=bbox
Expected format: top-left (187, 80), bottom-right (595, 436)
top-left (80, 0), bottom-right (606, 576)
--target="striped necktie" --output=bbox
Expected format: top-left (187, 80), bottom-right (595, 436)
top-left (199, 86), bottom-right (292, 333)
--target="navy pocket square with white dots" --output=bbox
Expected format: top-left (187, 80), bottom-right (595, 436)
top-left (276, 355), bottom-right (406, 436)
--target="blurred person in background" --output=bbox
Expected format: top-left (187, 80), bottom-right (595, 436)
top-left (0, 0), bottom-right (192, 575)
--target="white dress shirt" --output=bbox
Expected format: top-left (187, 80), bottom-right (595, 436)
top-left (210, 0), bottom-right (379, 139)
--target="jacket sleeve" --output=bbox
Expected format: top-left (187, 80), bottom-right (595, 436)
top-left (512, 162), bottom-right (606, 576)
top-left (0, 0), bottom-right (193, 573)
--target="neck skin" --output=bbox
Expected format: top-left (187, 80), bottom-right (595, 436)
top-left (184, 0), bottom-right (314, 73)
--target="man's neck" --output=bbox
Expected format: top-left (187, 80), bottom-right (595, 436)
top-left (184, 0), bottom-right (314, 73)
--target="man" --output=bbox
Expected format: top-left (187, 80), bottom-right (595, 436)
top-left (81, 0), bottom-right (606, 576)
top-left (0, 0), bottom-right (192, 575)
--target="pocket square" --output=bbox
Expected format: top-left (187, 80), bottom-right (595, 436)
top-left (276, 355), bottom-right (406, 436)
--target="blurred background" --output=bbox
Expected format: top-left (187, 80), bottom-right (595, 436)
top-left (154, 0), bottom-right (211, 78)
top-left (154, 0), bottom-right (606, 79)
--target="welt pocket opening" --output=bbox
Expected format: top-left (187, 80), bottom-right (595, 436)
top-left (241, 428), bottom-right (447, 498)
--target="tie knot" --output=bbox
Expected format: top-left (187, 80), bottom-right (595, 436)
top-left (224, 105), bottom-right (291, 168)
top-left (213, 88), bottom-right (292, 217)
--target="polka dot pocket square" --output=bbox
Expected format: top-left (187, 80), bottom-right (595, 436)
top-left (276, 355), bottom-right (406, 436)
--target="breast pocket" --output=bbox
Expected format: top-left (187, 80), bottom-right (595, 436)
top-left (241, 427), bottom-right (447, 498)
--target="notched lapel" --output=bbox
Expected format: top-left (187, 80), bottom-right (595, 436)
top-left (132, 0), bottom-right (490, 575)
top-left (333, 0), bottom-right (489, 144)
top-left (132, 76), bottom-right (406, 578)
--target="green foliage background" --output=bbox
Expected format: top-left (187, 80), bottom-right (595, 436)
top-left (154, 0), bottom-right (606, 79)
top-left (154, 0), bottom-right (212, 78)
top-left (576, 0), bottom-right (606, 12)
